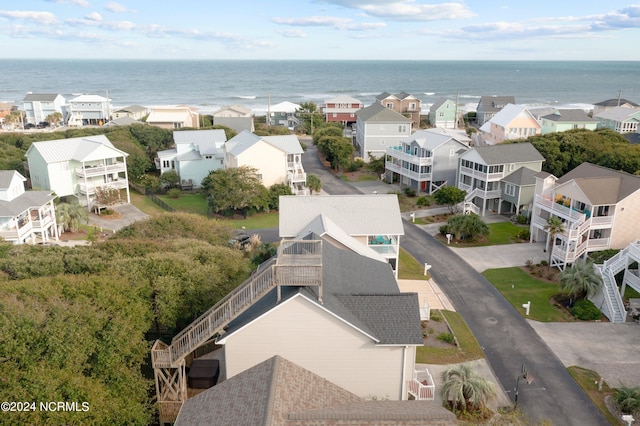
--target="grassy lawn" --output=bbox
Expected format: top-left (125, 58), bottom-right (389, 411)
top-left (230, 212), bottom-right (279, 230)
top-left (340, 172), bottom-right (379, 182)
top-left (486, 222), bottom-right (527, 245)
top-left (568, 366), bottom-right (619, 425)
top-left (482, 267), bottom-right (573, 322)
top-left (157, 193), bottom-right (209, 216)
top-left (416, 310), bottom-right (485, 364)
top-left (398, 247), bottom-right (429, 280)
top-left (129, 191), bottom-right (165, 217)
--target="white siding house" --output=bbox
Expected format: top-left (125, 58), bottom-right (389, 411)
top-left (66, 94), bottom-right (111, 127)
top-left (0, 170), bottom-right (58, 244)
top-left (25, 135), bottom-right (130, 210)
top-left (156, 129), bottom-right (227, 188)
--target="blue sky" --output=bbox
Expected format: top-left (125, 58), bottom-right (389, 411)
top-left (2, 0), bottom-right (640, 60)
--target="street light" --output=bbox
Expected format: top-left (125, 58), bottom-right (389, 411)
top-left (514, 363), bottom-right (534, 408)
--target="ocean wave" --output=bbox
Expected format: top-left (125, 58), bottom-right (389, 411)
top-left (235, 95), bottom-right (257, 99)
top-left (423, 92), bottom-right (435, 96)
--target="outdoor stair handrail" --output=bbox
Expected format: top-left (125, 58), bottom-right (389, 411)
top-left (166, 257), bottom-right (278, 365)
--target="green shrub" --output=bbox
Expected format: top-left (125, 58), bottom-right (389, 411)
top-left (613, 386), bottom-right (640, 414)
top-left (167, 188), bottom-right (182, 199)
top-left (439, 225), bottom-right (449, 236)
top-left (436, 332), bottom-right (456, 345)
top-left (570, 299), bottom-right (602, 320)
top-left (430, 312), bottom-right (442, 322)
top-left (515, 214), bottom-right (529, 225)
top-left (403, 187), bottom-right (416, 197)
top-left (515, 228), bottom-right (530, 241)
top-left (416, 196), bottom-right (430, 207)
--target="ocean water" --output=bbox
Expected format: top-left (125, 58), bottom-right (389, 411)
top-left (1, 59), bottom-right (638, 114)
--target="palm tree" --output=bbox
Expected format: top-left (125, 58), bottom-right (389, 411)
top-left (544, 216), bottom-right (565, 265)
top-left (56, 202), bottom-right (89, 233)
top-left (558, 258), bottom-right (603, 306)
top-left (306, 174), bottom-right (322, 195)
top-left (440, 363), bottom-right (497, 413)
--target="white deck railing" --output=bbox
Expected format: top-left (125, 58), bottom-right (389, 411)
top-left (408, 369), bottom-right (435, 400)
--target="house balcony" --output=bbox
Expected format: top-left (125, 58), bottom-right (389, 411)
top-left (287, 170), bottom-right (307, 184)
top-left (534, 194), bottom-right (585, 222)
top-left (78, 179), bottom-right (129, 195)
top-left (459, 166), bottom-right (504, 181)
top-left (551, 237), bottom-right (611, 264)
top-left (0, 221), bottom-right (33, 241)
top-left (31, 215), bottom-right (53, 231)
top-left (76, 162), bottom-right (127, 178)
top-left (367, 235), bottom-right (399, 257)
top-left (385, 162), bottom-right (432, 182)
top-left (462, 185), bottom-right (501, 200)
top-left (386, 147), bottom-right (433, 166)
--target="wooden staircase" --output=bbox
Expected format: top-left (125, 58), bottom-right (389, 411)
top-left (152, 239), bottom-right (323, 424)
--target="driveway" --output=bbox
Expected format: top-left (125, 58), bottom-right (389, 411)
top-left (300, 139), bottom-right (361, 195)
top-left (400, 220), bottom-right (607, 425)
top-left (87, 203), bottom-right (150, 232)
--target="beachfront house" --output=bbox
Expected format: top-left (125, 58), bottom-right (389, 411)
top-left (355, 103), bottom-right (411, 161)
top-left (152, 219), bottom-right (426, 423)
top-left (529, 162), bottom-right (640, 271)
top-left (479, 104), bottom-right (541, 145)
top-left (224, 131), bottom-right (307, 194)
top-left (25, 135), bottom-right (130, 210)
top-left (66, 94), bottom-right (111, 127)
top-left (155, 129), bottom-right (227, 189)
top-left (174, 354), bottom-right (452, 426)
top-left (592, 98), bottom-right (640, 116)
top-left (267, 101), bottom-right (301, 129)
top-left (385, 129), bottom-right (470, 194)
top-left (22, 93), bottom-right (66, 126)
top-left (595, 106), bottom-right (640, 134)
top-left (112, 105), bottom-right (149, 120)
top-left (212, 105), bottom-right (255, 133)
top-left (476, 95), bottom-right (516, 126)
top-left (323, 95), bottom-right (363, 125)
top-left (428, 98), bottom-right (457, 129)
top-left (540, 109), bottom-right (598, 134)
top-left (279, 194), bottom-right (404, 277)
top-left (0, 170), bottom-right (58, 245)
top-left (457, 142), bottom-right (545, 216)
top-left (376, 92), bottom-right (421, 128)
top-left (146, 106), bottom-right (200, 129)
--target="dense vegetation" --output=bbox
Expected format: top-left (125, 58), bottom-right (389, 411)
top-left (0, 213), bottom-right (253, 424)
top-left (521, 128), bottom-right (640, 176)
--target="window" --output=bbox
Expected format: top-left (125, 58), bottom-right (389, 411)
top-left (386, 102), bottom-right (393, 109)
top-left (205, 155), bottom-right (212, 159)
top-left (398, 125), bottom-right (407, 133)
top-left (409, 103), bottom-right (416, 110)
top-left (174, 122), bottom-right (182, 129)
top-left (449, 148), bottom-right (455, 157)
top-left (505, 184), bottom-right (515, 196)
top-left (439, 112), bottom-right (445, 117)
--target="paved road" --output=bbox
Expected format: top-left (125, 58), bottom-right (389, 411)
top-left (401, 220), bottom-right (607, 425)
top-left (300, 138), bottom-right (361, 195)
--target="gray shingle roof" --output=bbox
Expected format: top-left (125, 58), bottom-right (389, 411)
top-left (541, 109), bottom-right (597, 123)
top-left (23, 93), bottom-right (62, 102)
top-left (594, 98), bottom-right (639, 107)
top-left (429, 97), bottom-right (452, 111)
top-left (556, 162), bottom-right (640, 205)
top-left (403, 129), bottom-right (468, 151)
top-left (595, 106), bottom-right (640, 121)
top-left (114, 105), bottom-right (147, 113)
top-left (358, 103), bottom-right (410, 122)
top-left (478, 95), bottom-right (516, 113)
top-left (464, 142), bottom-right (544, 165)
top-left (0, 170), bottom-right (23, 190)
top-left (501, 166), bottom-right (538, 186)
top-left (175, 355), bottom-right (362, 426)
top-left (0, 191), bottom-right (55, 217)
top-left (279, 194), bottom-right (404, 237)
top-left (222, 236), bottom-right (422, 346)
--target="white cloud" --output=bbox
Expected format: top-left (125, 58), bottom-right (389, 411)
top-left (318, 0), bottom-right (475, 21)
top-left (272, 15), bottom-right (384, 31)
top-left (104, 2), bottom-right (130, 13)
top-left (85, 12), bottom-right (102, 22)
top-left (277, 29), bottom-right (307, 38)
top-left (0, 10), bottom-right (57, 25)
top-left (45, 0), bottom-right (91, 7)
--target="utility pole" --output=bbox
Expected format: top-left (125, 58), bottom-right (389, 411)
top-left (618, 90), bottom-right (622, 107)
